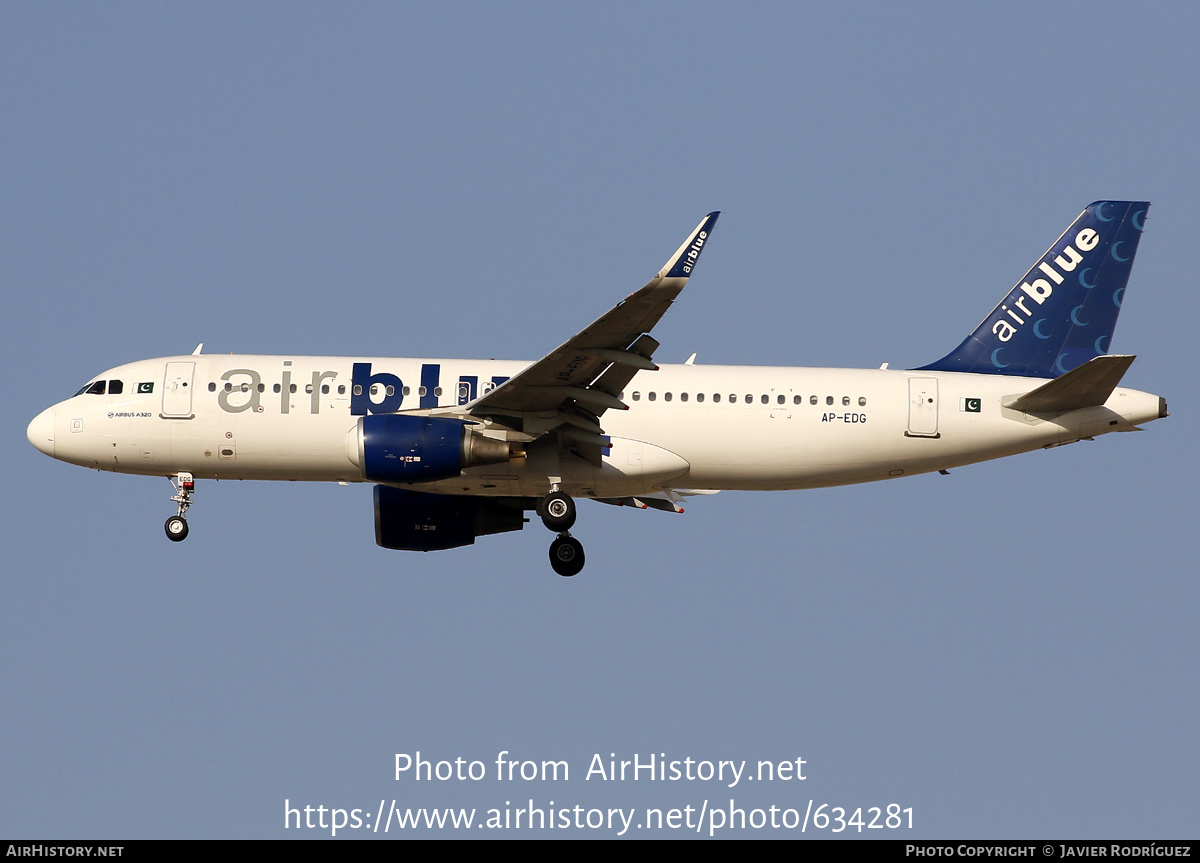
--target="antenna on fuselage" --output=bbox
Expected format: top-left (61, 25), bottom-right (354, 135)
top-left (191, 343), bottom-right (204, 355)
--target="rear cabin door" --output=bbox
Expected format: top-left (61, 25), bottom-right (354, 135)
top-left (907, 377), bottom-right (940, 437)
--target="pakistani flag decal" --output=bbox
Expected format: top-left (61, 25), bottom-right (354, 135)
top-left (137, 382), bottom-right (154, 394)
top-left (961, 397), bottom-right (981, 413)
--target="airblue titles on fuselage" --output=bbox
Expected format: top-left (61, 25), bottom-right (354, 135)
top-left (211, 363), bottom-right (509, 416)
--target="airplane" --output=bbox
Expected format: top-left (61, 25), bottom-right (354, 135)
top-left (27, 201), bottom-right (1166, 576)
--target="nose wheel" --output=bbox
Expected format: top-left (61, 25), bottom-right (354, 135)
top-left (165, 515), bottom-right (189, 541)
top-left (165, 472), bottom-right (195, 542)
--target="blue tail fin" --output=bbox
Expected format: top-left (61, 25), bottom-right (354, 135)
top-left (918, 201), bottom-right (1149, 378)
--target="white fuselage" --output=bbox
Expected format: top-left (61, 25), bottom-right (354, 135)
top-left (28, 354), bottom-right (1165, 500)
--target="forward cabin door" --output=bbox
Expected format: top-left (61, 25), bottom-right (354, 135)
top-left (907, 377), bottom-right (939, 437)
top-left (161, 362), bottom-right (195, 418)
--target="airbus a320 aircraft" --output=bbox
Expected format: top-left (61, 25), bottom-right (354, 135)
top-left (28, 202), bottom-right (1165, 576)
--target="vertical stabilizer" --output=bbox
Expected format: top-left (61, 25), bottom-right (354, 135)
top-left (918, 201), bottom-right (1149, 377)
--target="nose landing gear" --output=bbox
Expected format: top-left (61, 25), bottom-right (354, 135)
top-left (165, 472), bottom-right (194, 542)
top-left (539, 490), bottom-right (584, 576)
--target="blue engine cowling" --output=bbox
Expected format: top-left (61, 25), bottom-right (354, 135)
top-left (374, 486), bottom-right (526, 551)
top-left (356, 414), bottom-right (510, 484)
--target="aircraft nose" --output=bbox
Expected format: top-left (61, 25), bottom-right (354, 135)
top-left (27, 407), bottom-right (56, 457)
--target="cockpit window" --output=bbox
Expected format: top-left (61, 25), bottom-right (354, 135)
top-left (81, 381), bottom-right (106, 395)
top-left (108, 380), bottom-right (123, 395)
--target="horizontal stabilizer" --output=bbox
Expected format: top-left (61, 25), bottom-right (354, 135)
top-left (1005, 354), bottom-right (1136, 413)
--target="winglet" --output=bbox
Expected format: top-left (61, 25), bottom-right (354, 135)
top-left (661, 212), bottom-right (720, 279)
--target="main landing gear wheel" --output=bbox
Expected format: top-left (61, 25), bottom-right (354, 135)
top-left (549, 534), bottom-right (585, 577)
top-left (539, 491), bottom-right (576, 532)
top-left (164, 516), bottom-right (189, 542)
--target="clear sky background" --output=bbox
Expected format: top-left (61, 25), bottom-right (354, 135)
top-left (3, 2), bottom-right (1197, 839)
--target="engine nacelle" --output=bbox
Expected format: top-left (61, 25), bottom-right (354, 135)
top-left (350, 414), bottom-right (511, 483)
top-left (374, 485), bottom-right (526, 551)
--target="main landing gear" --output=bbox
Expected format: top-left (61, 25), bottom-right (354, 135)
top-left (165, 472), bottom-right (194, 542)
top-left (539, 490), bottom-right (584, 577)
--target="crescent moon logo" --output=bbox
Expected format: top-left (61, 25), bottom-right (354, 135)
top-left (1055, 353), bottom-right (1072, 374)
top-left (1095, 202), bottom-right (1113, 222)
top-left (1111, 241), bottom-right (1130, 262)
top-left (1132, 209), bottom-right (1146, 231)
top-left (1079, 268), bottom-right (1098, 289)
top-left (1070, 305), bottom-right (1089, 326)
top-left (1033, 318), bottom-right (1052, 339)
top-left (1095, 335), bottom-right (1110, 353)
top-left (990, 348), bottom-right (1009, 369)
top-left (1113, 287), bottom-right (1125, 307)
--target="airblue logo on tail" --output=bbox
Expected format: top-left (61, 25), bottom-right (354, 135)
top-left (919, 201), bottom-right (1149, 378)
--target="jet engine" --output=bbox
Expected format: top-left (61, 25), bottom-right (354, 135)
top-left (349, 414), bottom-right (512, 483)
top-left (373, 485), bottom-right (526, 551)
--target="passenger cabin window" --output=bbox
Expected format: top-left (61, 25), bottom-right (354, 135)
top-left (632, 392), bottom-right (641, 401)
top-left (648, 392), bottom-right (657, 401)
top-left (810, 395), bottom-right (818, 405)
top-left (697, 393), bottom-right (705, 403)
top-left (680, 392), bottom-right (688, 402)
top-left (664, 392), bottom-right (672, 402)
top-left (761, 394), bottom-right (769, 404)
top-left (859, 397), bottom-right (867, 406)
top-left (842, 396), bottom-right (850, 406)
top-left (826, 396), bottom-right (834, 405)
top-left (208, 382), bottom-right (217, 392)
top-left (275, 383), bottom-right (283, 394)
top-left (793, 395), bottom-right (802, 404)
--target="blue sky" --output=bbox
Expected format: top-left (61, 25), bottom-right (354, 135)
top-left (3, 3), bottom-right (1197, 838)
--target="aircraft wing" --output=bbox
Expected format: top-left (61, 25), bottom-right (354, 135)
top-left (460, 212), bottom-right (720, 441)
